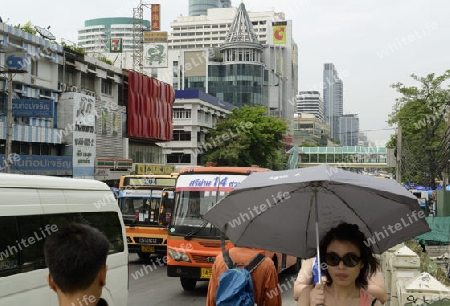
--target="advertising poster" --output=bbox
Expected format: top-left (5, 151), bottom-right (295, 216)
top-left (112, 112), bottom-right (119, 136)
top-left (72, 94), bottom-right (96, 178)
top-left (101, 109), bottom-right (108, 135)
top-left (143, 43), bottom-right (168, 68)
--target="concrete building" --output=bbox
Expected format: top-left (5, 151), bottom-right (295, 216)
top-left (296, 91), bottom-right (324, 123)
top-left (159, 89), bottom-right (233, 166)
top-left (189, 0), bottom-right (232, 16)
top-left (0, 21), bottom-right (174, 183)
top-left (323, 63), bottom-right (343, 140)
top-left (157, 3), bottom-right (298, 123)
top-left (338, 114), bottom-right (359, 146)
top-left (169, 6), bottom-right (286, 48)
top-left (77, 17), bottom-right (150, 54)
top-left (292, 113), bottom-right (329, 145)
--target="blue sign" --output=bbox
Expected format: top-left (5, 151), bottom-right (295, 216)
top-left (0, 154), bottom-right (72, 175)
top-left (6, 55), bottom-right (26, 70)
top-left (12, 99), bottom-right (53, 117)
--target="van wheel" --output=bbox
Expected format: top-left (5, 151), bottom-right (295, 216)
top-left (180, 277), bottom-right (197, 291)
top-left (138, 252), bottom-right (150, 259)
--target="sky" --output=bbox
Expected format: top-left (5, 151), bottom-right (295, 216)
top-left (3, 0), bottom-right (450, 145)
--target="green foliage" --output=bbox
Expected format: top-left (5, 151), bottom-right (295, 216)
top-left (14, 21), bottom-right (36, 35)
top-left (202, 106), bottom-right (289, 168)
top-left (61, 41), bottom-right (87, 55)
top-left (388, 70), bottom-right (450, 188)
top-left (98, 56), bottom-right (113, 65)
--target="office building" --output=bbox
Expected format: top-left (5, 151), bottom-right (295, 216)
top-left (323, 63), bottom-right (343, 140)
top-left (338, 114), bottom-right (359, 146)
top-left (189, 0), bottom-right (232, 16)
top-left (77, 17), bottom-right (150, 54)
top-left (296, 91), bottom-right (324, 123)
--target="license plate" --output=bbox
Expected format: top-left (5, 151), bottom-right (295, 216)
top-left (200, 268), bottom-right (212, 279)
top-left (141, 245), bottom-right (155, 253)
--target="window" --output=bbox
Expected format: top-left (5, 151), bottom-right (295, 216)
top-left (172, 130), bottom-right (192, 141)
top-left (0, 212), bottom-right (124, 277)
top-left (102, 79), bottom-right (112, 95)
top-left (173, 109), bottom-right (191, 119)
top-left (167, 153), bottom-right (191, 164)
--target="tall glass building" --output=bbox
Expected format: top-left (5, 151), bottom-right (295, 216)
top-left (189, 0), bottom-right (232, 16)
top-left (323, 63), bottom-right (343, 140)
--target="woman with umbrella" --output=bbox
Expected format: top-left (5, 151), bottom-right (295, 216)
top-left (298, 223), bottom-right (383, 306)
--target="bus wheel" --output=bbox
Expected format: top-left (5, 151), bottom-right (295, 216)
top-left (138, 252), bottom-right (150, 259)
top-left (180, 277), bottom-right (197, 291)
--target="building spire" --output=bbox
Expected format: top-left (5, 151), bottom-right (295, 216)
top-left (224, 2), bottom-right (259, 44)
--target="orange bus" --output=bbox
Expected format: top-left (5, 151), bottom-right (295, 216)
top-left (118, 173), bottom-right (178, 258)
top-left (167, 166), bottom-right (300, 290)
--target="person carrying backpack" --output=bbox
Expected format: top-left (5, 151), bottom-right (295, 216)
top-left (206, 247), bottom-right (282, 306)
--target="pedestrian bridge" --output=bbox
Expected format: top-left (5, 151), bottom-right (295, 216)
top-left (297, 146), bottom-right (389, 168)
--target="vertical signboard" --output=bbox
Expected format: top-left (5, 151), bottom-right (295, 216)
top-left (73, 94), bottom-right (96, 178)
top-left (151, 4), bottom-right (161, 31)
top-left (273, 21), bottom-right (287, 45)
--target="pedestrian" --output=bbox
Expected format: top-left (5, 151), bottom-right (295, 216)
top-left (297, 223), bottom-right (383, 306)
top-left (293, 256), bottom-right (387, 303)
top-left (44, 223), bottom-right (110, 306)
top-left (206, 246), bottom-right (282, 306)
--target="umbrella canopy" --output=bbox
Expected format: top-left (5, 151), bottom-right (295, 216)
top-left (203, 164), bottom-right (431, 259)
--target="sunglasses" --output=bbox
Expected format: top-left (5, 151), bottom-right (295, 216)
top-left (325, 252), bottom-right (361, 267)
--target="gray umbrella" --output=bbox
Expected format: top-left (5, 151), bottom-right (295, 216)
top-left (203, 164), bottom-right (430, 281)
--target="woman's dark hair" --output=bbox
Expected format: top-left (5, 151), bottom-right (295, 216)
top-left (319, 222), bottom-right (379, 288)
top-left (44, 223), bottom-right (110, 293)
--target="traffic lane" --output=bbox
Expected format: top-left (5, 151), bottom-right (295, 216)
top-left (127, 254), bottom-right (298, 306)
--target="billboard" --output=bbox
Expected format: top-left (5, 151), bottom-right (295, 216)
top-left (72, 94), bottom-right (96, 178)
top-left (143, 31), bottom-right (168, 43)
top-left (273, 21), bottom-right (287, 45)
top-left (151, 4), bottom-right (161, 31)
top-left (143, 43), bottom-right (168, 68)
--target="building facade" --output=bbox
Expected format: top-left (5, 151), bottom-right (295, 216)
top-left (189, 0), bottom-right (232, 16)
top-left (296, 91), bottom-right (324, 123)
top-left (160, 89), bottom-right (233, 166)
top-left (0, 21), bottom-right (174, 182)
top-left (338, 114), bottom-right (359, 146)
top-left (323, 63), bottom-right (343, 140)
top-left (77, 17), bottom-right (151, 54)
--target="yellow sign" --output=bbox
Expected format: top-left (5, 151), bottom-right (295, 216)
top-left (273, 25), bottom-right (286, 44)
top-left (143, 31), bottom-right (168, 43)
top-left (135, 163), bottom-right (175, 175)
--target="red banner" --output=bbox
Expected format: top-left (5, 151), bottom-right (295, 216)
top-left (151, 4), bottom-right (160, 31)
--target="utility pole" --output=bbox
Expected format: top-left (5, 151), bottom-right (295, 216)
top-left (396, 124), bottom-right (402, 183)
top-left (5, 71), bottom-right (13, 173)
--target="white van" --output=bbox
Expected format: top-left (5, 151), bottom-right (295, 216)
top-left (0, 173), bottom-right (128, 306)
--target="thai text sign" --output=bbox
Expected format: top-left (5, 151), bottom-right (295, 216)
top-left (12, 99), bottom-right (53, 117)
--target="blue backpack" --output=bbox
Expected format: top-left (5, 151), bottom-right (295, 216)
top-left (216, 251), bottom-right (266, 306)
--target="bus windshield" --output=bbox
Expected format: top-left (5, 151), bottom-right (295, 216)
top-left (118, 189), bottom-right (174, 226)
top-left (170, 173), bottom-right (247, 238)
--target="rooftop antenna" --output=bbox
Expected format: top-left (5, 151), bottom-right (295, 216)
top-left (34, 25), bottom-right (56, 40)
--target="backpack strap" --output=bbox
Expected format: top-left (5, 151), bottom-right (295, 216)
top-left (371, 298), bottom-right (377, 306)
top-left (223, 250), bottom-right (236, 269)
top-left (244, 253), bottom-right (266, 273)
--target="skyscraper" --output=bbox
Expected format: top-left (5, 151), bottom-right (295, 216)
top-left (338, 114), bottom-right (359, 146)
top-left (189, 0), bottom-right (232, 16)
top-left (323, 63), bottom-right (343, 140)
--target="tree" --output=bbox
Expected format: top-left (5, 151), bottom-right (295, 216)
top-left (388, 70), bottom-right (450, 188)
top-left (201, 105), bottom-right (289, 168)
top-left (14, 21), bottom-right (36, 35)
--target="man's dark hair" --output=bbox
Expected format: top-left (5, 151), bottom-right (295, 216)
top-left (44, 223), bottom-right (110, 293)
top-left (319, 222), bottom-right (379, 288)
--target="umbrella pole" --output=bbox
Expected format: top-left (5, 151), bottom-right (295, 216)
top-left (314, 184), bottom-right (322, 285)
